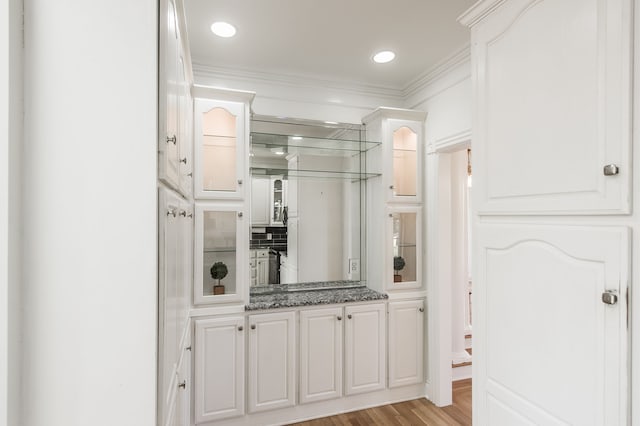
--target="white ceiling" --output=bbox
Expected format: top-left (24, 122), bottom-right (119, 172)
top-left (184, 0), bottom-right (476, 91)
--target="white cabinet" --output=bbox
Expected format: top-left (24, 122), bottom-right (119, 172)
top-left (250, 177), bottom-right (270, 225)
top-left (463, 0), bottom-right (632, 215)
top-left (193, 89), bottom-right (254, 201)
top-left (344, 303), bottom-right (386, 395)
top-left (159, 187), bottom-right (193, 422)
top-left (250, 249), bottom-right (269, 286)
top-left (177, 53), bottom-right (193, 198)
top-left (194, 202), bottom-right (247, 305)
top-left (194, 316), bottom-right (245, 423)
top-left (386, 119), bottom-right (424, 204)
top-left (176, 328), bottom-right (192, 426)
top-left (248, 311), bottom-right (296, 413)
top-left (299, 307), bottom-right (343, 404)
top-left (270, 177), bottom-right (287, 225)
top-left (388, 300), bottom-right (424, 388)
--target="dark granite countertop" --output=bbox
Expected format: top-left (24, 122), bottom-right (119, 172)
top-left (246, 281), bottom-right (388, 311)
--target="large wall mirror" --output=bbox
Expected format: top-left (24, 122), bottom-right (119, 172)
top-left (248, 115), bottom-right (376, 286)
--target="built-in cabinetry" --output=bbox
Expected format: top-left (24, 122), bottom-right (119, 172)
top-left (250, 249), bottom-right (269, 286)
top-left (158, 0), bottom-right (195, 424)
top-left (250, 177), bottom-right (287, 226)
top-left (458, 0), bottom-right (632, 424)
top-left (363, 108), bottom-right (426, 293)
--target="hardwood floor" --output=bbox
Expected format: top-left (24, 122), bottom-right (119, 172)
top-left (289, 379), bottom-right (472, 426)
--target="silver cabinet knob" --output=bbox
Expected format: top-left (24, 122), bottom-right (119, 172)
top-left (166, 135), bottom-right (177, 145)
top-left (185, 345), bottom-right (191, 351)
top-left (238, 212), bottom-right (243, 218)
top-left (187, 172), bottom-right (193, 177)
top-left (602, 291), bottom-right (618, 305)
top-left (388, 213), bottom-right (393, 218)
top-left (347, 314), bottom-right (352, 319)
top-left (180, 157), bottom-right (187, 164)
top-left (238, 179), bottom-right (243, 185)
top-left (419, 307), bottom-right (424, 313)
top-left (389, 185), bottom-right (394, 190)
top-left (603, 164), bottom-right (619, 176)
top-left (166, 209), bottom-right (176, 218)
top-left (178, 380), bottom-right (186, 389)
top-left (251, 324), bottom-right (256, 330)
top-left (337, 316), bottom-right (342, 321)
top-left (179, 210), bottom-right (186, 217)
top-left (237, 326), bottom-right (243, 331)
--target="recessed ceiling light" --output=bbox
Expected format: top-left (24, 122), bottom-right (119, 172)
top-left (291, 136), bottom-right (302, 140)
top-left (210, 22), bottom-right (236, 38)
top-left (274, 151), bottom-right (285, 156)
top-left (373, 50), bottom-right (395, 64)
top-left (324, 121), bottom-right (339, 125)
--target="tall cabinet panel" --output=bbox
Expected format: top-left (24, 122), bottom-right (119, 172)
top-left (388, 300), bottom-right (424, 388)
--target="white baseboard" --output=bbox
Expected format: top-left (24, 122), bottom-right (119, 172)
top-left (452, 365), bottom-right (472, 381)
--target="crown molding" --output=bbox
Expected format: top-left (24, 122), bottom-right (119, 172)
top-left (362, 107), bottom-right (428, 125)
top-left (401, 44), bottom-right (471, 99)
top-left (192, 62), bottom-right (405, 101)
top-left (458, 0), bottom-right (509, 28)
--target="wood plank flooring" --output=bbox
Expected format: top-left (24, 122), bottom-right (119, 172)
top-left (289, 379), bottom-right (472, 426)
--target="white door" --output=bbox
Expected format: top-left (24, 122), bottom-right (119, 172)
top-left (248, 311), bottom-right (296, 412)
top-left (388, 299), bottom-right (424, 388)
top-left (194, 316), bottom-right (245, 423)
top-left (299, 307), bottom-right (343, 404)
top-left (344, 303), bottom-right (386, 395)
top-left (475, 225), bottom-right (628, 425)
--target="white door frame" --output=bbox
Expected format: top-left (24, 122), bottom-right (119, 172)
top-left (425, 133), bottom-right (471, 407)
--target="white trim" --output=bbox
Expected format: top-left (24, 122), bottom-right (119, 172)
top-left (429, 129), bottom-right (473, 153)
top-left (362, 107), bottom-right (427, 125)
top-left (403, 45), bottom-right (471, 99)
top-left (192, 84), bottom-right (256, 103)
top-left (457, 0), bottom-right (509, 28)
top-left (452, 365), bottom-right (472, 381)
top-left (193, 62), bottom-right (404, 100)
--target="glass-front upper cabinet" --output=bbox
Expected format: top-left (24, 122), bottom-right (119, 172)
top-left (193, 87), bottom-right (255, 200)
top-left (387, 206), bottom-right (422, 290)
top-left (194, 202), bottom-right (247, 304)
top-left (271, 177), bottom-right (287, 225)
top-left (387, 119), bottom-right (423, 203)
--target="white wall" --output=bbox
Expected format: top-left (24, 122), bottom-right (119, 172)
top-left (1, 0), bottom-right (22, 424)
top-left (22, 1), bottom-right (157, 425)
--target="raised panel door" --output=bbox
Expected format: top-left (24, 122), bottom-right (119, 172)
top-left (299, 307), bottom-right (343, 404)
top-left (344, 303), bottom-right (386, 395)
top-left (474, 225), bottom-right (628, 425)
top-left (194, 317), bottom-right (245, 423)
top-left (388, 300), bottom-right (424, 388)
top-left (470, 0), bottom-right (632, 214)
top-left (248, 311), bottom-right (296, 412)
top-left (387, 119), bottom-right (423, 204)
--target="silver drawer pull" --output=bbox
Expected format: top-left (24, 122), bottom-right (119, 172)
top-left (603, 164), bottom-right (619, 176)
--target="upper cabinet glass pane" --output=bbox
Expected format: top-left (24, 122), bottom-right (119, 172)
top-left (392, 212), bottom-right (417, 283)
top-left (203, 210), bottom-right (237, 297)
top-left (202, 107), bottom-right (237, 192)
top-left (393, 127), bottom-right (417, 197)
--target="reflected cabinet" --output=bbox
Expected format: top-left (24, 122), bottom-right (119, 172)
top-left (193, 202), bottom-right (248, 304)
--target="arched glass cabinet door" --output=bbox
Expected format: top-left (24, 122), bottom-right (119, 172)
top-left (387, 120), bottom-right (422, 203)
top-left (194, 98), bottom-right (246, 199)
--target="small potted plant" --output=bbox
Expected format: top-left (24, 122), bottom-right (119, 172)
top-left (393, 256), bottom-right (405, 282)
top-left (210, 261), bottom-right (228, 295)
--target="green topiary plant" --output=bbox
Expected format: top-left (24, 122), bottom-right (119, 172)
top-left (210, 261), bottom-right (228, 285)
top-left (393, 256), bottom-right (406, 275)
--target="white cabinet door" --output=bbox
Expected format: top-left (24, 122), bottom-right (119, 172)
top-left (388, 300), bottom-right (424, 388)
top-left (176, 329), bottom-right (191, 426)
top-left (194, 316), bottom-right (245, 423)
top-left (177, 200), bottom-right (192, 343)
top-left (468, 0), bottom-right (632, 215)
top-left (386, 119), bottom-right (424, 204)
top-left (299, 307), bottom-right (343, 404)
top-left (475, 225), bottom-right (628, 425)
top-left (248, 311), bottom-right (296, 412)
top-left (158, 0), bottom-right (180, 190)
top-left (344, 303), bottom-right (386, 395)
top-left (194, 98), bottom-right (246, 200)
top-left (178, 52), bottom-right (193, 198)
top-left (159, 187), bottom-right (181, 412)
top-left (256, 258), bottom-right (269, 286)
top-left (250, 177), bottom-right (270, 225)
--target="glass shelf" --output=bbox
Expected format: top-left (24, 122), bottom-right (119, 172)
top-left (204, 248), bottom-right (237, 253)
top-left (251, 167), bottom-right (381, 180)
top-left (250, 132), bottom-right (381, 156)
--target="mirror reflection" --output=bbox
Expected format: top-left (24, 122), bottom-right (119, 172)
top-left (249, 116), bottom-right (365, 286)
top-left (392, 212), bottom-right (417, 283)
